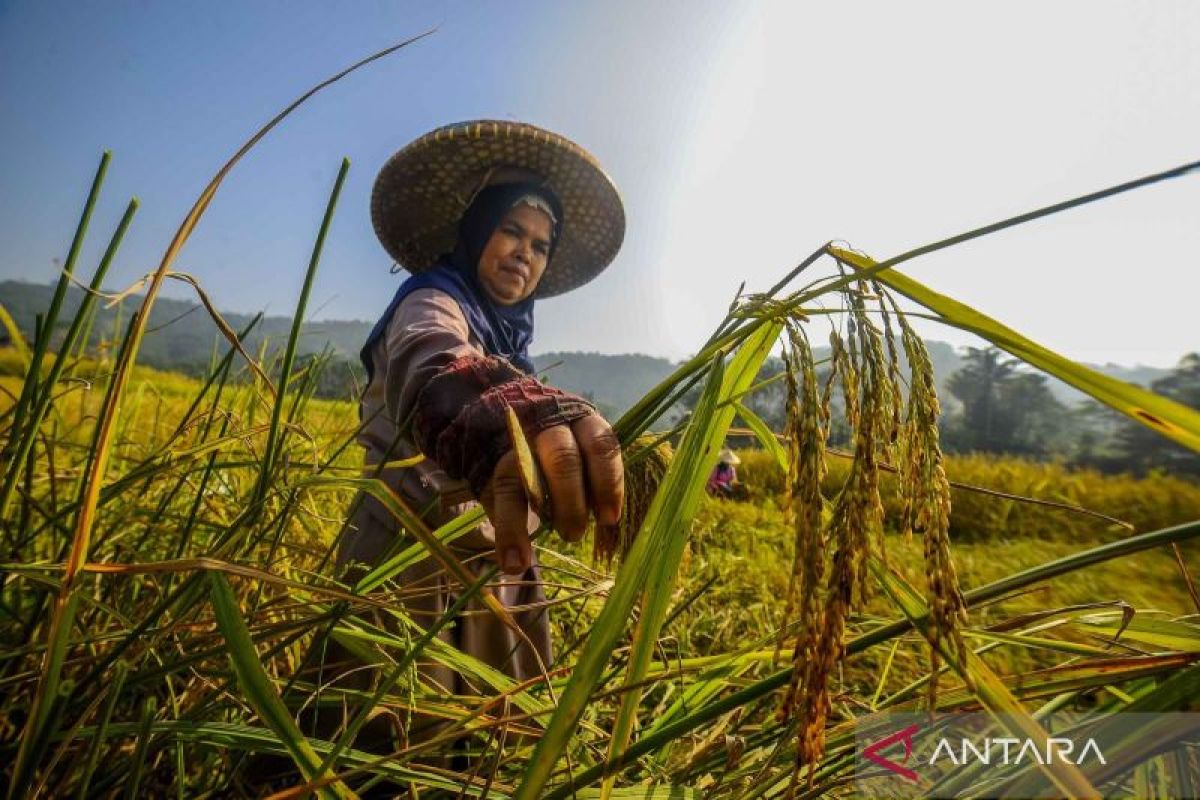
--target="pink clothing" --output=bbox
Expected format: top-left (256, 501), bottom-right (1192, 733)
top-left (707, 462), bottom-right (737, 493)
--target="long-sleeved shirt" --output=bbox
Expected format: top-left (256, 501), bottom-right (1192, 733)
top-left (356, 287), bottom-right (497, 552)
top-left (342, 286), bottom-right (550, 689)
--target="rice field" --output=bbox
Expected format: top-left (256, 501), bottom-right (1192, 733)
top-left (2, 41), bottom-right (1200, 799)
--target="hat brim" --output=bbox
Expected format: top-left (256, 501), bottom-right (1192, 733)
top-left (371, 120), bottom-right (625, 298)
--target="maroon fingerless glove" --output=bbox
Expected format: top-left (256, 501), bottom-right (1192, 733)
top-left (411, 355), bottom-right (596, 495)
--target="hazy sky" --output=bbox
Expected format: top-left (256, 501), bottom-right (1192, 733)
top-left (2, 1), bottom-right (1197, 366)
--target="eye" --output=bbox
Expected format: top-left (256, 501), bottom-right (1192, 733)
top-left (534, 241), bottom-right (550, 256)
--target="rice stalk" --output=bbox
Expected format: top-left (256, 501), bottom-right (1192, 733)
top-left (0, 153), bottom-right (115, 517)
top-left (0, 197), bottom-right (138, 518)
top-left (595, 322), bottom-right (781, 800)
top-left (6, 36), bottom-right (428, 797)
top-left (776, 322), bottom-right (826, 713)
top-left (783, 286), bottom-right (894, 793)
top-left (73, 661), bottom-right (127, 799)
top-left (256, 158), bottom-right (350, 505)
top-left (593, 433), bottom-right (674, 565)
top-left (209, 571), bottom-right (355, 799)
top-left (892, 300), bottom-right (969, 709)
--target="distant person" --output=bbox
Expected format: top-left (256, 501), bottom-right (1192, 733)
top-left (707, 448), bottom-right (744, 499)
top-left (333, 120), bottom-right (627, 747)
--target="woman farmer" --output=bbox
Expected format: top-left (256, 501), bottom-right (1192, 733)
top-left (339, 121), bottom-right (626, 718)
top-left (700, 443), bottom-right (739, 501)
top-left (706, 447), bottom-right (743, 500)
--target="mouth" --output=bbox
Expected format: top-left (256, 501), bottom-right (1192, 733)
top-left (498, 263), bottom-right (529, 283)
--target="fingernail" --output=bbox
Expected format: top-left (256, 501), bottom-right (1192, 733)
top-left (503, 547), bottom-right (523, 572)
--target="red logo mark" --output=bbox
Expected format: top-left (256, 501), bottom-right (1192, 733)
top-left (863, 723), bottom-right (921, 782)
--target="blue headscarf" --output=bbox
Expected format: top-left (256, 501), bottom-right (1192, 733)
top-left (361, 182), bottom-right (563, 381)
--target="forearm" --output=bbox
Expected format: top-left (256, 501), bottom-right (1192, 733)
top-left (412, 355), bottom-right (595, 495)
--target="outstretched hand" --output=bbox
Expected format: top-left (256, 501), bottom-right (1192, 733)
top-left (480, 414), bottom-right (624, 574)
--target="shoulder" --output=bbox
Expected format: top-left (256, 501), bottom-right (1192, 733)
top-left (391, 288), bottom-right (468, 328)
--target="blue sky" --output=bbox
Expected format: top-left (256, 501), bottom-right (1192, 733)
top-left (2, 1), bottom-right (1199, 365)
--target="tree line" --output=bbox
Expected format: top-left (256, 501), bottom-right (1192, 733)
top-left (732, 347), bottom-right (1200, 478)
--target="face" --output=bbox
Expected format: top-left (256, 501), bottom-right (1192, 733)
top-left (476, 204), bottom-right (553, 305)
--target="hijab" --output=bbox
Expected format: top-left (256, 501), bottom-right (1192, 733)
top-left (361, 182), bottom-right (563, 380)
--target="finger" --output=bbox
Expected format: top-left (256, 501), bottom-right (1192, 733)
top-left (533, 425), bottom-right (588, 542)
top-left (481, 450), bottom-right (532, 574)
top-left (572, 414), bottom-right (624, 526)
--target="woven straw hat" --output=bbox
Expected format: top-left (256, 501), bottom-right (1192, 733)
top-left (371, 120), bottom-right (625, 298)
top-left (718, 448), bottom-right (741, 465)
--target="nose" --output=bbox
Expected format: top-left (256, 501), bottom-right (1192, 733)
top-left (512, 236), bottom-right (532, 264)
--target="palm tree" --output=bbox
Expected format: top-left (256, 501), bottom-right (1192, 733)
top-left (946, 347), bottom-right (1019, 452)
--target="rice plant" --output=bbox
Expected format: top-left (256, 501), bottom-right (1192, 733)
top-left (2, 40), bottom-right (1199, 799)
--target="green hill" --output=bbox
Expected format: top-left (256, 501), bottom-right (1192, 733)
top-left (0, 279), bottom-right (1172, 414)
top-left (0, 279), bottom-right (373, 370)
top-left (0, 280), bottom-right (682, 413)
